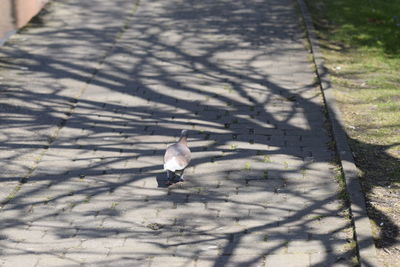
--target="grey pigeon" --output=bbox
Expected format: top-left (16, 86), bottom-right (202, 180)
top-left (163, 130), bottom-right (191, 184)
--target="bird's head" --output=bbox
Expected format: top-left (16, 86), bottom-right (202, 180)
top-left (178, 130), bottom-right (189, 144)
top-left (180, 129), bottom-right (188, 138)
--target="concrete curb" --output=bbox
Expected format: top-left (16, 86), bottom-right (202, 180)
top-left (296, 0), bottom-right (379, 266)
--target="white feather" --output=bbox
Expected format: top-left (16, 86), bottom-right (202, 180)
top-left (163, 156), bottom-right (185, 172)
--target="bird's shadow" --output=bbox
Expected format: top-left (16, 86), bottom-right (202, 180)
top-left (156, 172), bottom-right (184, 188)
top-left (156, 172), bottom-right (169, 188)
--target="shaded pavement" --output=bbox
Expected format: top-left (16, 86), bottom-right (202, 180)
top-left (0, 0), bottom-right (358, 266)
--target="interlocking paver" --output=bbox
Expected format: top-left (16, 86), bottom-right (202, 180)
top-left (0, 0), bottom-right (358, 266)
top-left (265, 254), bottom-right (310, 267)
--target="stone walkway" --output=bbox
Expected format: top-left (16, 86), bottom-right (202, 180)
top-left (0, 0), bottom-right (356, 266)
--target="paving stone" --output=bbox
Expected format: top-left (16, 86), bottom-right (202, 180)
top-left (1, 254), bottom-right (40, 267)
top-left (196, 255), bottom-right (265, 267)
top-left (265, 254), bottom-right (310, 267)
top-left (309, 252), bottom-right (354, 267)
top-left (63, 245), bottom-right (111, 265)
top-left (36, 255), bottom-right (79, 267)
top-left (88, 256), bottom-right (152, 267)
top-left (150, 256), bottom-right (195, 267)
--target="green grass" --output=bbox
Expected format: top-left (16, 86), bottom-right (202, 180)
top-left (230, 144), bottom-right (238, 150)
top-left (283, 161), bottom-right (289, 170)
top-left (263, 155), bottom-right (272, 163)
top-left (263, 234), bottom-right (269, 242)
top-left (308, 0), bottom-right (400, 54)
top-left (244, 162), bottom-right (251, 171)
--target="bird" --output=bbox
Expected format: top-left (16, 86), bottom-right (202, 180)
top-left (163, 130), bottom-right (191, 185)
